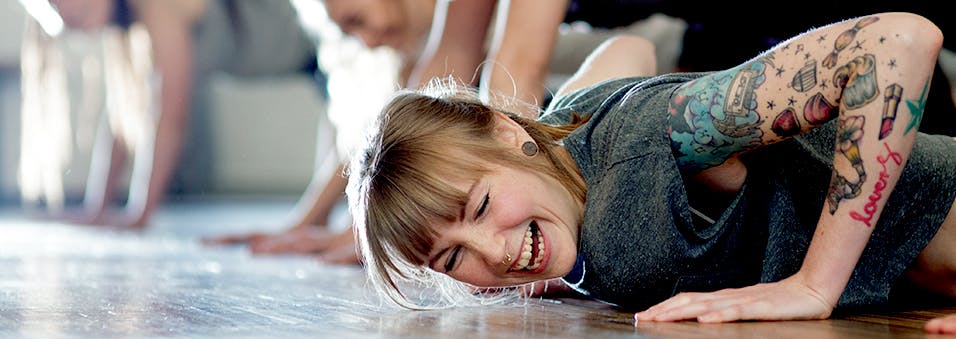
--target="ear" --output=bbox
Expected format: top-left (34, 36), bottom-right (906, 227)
top-left (491, 110), bottom-right (529, 149)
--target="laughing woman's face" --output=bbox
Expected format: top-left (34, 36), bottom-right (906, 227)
top-left (425, 162), bottom-right (583, 288)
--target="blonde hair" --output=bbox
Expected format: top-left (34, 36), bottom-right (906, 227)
top-left (347, 79), bottom-right (587, 309)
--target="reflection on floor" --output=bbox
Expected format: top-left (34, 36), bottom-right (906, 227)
top-left (0, 198), bottom-right (625, 338)
top-left (0, 198), bottom-right (953, 338)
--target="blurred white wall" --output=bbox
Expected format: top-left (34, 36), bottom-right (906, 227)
top-left (0, 0), bottom-right (25, 66)
top-left (204, 73), bottom-right (329, 195)
top-left (0, 0), bottom-right (27, 202)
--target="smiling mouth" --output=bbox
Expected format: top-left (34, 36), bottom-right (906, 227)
top-left (512, 220), bottom-right (544, 271)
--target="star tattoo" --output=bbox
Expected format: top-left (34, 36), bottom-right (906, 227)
top-left (905, 81), bottom-right (929, 134)
top-left (851, 41), bottom-right (864, 52)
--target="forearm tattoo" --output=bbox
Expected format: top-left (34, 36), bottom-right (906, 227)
top-left (849, 142), bottom-right (903, 226)
top-left (826, 52), bottom-right (881, 213)
top-left (827, 114), bottom-right (867, 214)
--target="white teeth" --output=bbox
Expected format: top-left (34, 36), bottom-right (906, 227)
top-left (513, 222), bottom-right (544, 271)
top-left (514, 225), bottom-right (532, 269)
top-left (527, 232), bottom-right (544, 270)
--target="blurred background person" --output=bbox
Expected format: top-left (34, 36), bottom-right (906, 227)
top-left (200, 0), bottom-right (427, 263)
top-left (17, 0), bottom-right (319, 227)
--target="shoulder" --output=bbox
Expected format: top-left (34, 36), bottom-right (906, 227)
top-left (543, 73), bottom-right (707, 124)
top-left (542, 77), bottom-right (648, 123)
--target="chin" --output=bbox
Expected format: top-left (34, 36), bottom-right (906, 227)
top-left (548, 258), bottom-right (575, 279)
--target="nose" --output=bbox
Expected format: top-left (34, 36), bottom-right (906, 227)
top-left (461, 221), bottom-right (519, 270)
top-left (357, 31), bottom-right (385, 48)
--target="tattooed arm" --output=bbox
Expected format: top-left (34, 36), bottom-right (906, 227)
top-left (637, 12), bottom-right (943, 322)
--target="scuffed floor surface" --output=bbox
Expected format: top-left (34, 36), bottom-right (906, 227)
top-left (0, 199), bottom-right (634, 338)
top-left (0, 199), bottom-right (953, 338)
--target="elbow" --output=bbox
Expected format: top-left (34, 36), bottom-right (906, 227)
top-left (888, 12), bottom-right (943, 60)
top-left (910, 13), bottom-right (943, 52)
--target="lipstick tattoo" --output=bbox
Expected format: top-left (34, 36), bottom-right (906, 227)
top-left (880, 83), bottom-right (902, 140)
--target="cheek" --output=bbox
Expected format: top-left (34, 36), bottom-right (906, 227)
top-left (404, 5), bottom-right (430, 37)
top-left (495, 192), bottom-right (535, 226)
top-left (387, 4), bottom-right (416, 38)
top-left (453, 262), bottom-right (497, 287)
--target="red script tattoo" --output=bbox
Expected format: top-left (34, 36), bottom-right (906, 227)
top-left (849, 142), bottom-right (903, 227)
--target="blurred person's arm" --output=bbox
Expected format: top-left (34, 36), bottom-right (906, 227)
top-left (407, 0), bottom-right (495, 89)
top-left (408, 0), bottom-right (569, 118)
top-left (479, 0), bottom-right (567, 117)
top-left (115, 0), bottom-right (206, 227)
top-left (284, 158), bottom-right (348, 232)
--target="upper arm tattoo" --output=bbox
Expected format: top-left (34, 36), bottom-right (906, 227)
top-left (667, 61), bottom-right (767, 172)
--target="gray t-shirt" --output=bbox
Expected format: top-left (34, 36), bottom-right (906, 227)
top-left (192, 0), bottom-right (315, 77)
top-left (542, 75), bottom-right (956, 311)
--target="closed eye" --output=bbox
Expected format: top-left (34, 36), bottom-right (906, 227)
top-left (443, 190), bottom-right (487, 272)
top-left (476, 193), bottom-right (489, 218)
top-left (444, 246), bottom-right (462, 272)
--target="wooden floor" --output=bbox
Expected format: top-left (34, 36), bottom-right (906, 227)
top-left (1, 198), bottom-right (954, 338)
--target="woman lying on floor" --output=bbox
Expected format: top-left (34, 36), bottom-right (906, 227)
top-left (347, 12), bottom-right (956, 334)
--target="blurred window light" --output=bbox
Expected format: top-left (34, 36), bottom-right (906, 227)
top-left (19, 0), bottom-right (64, 36)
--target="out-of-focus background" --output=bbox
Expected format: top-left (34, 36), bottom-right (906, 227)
top-left (0, 0), bottom-right (332, 207)
top-left (0, 0), bottom-right (690, 213)
top-left (1, 0), bottom-right (30, 203)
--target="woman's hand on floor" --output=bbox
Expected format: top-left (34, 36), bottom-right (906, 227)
top-left (41, 207), bottom-right (146, 229)
top-left (925, 313), bottom-right (956, 334)
top-left (634, 274), bottom-right (834, 323)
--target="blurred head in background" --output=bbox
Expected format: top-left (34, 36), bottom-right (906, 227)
top-left (48, 0), bottom-right (114, 31)
top-left (322, 0), bottom-right (434, 58)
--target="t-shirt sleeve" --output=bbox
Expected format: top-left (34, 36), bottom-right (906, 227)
top-left (539, 77), bottom-right (651, 125)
